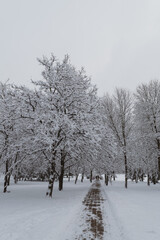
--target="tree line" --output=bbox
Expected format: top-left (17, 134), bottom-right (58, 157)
top-left (0, 54), bottom-right (160, 195)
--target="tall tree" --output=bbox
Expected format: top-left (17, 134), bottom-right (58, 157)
top-left (102, 88), bottom-right (133, 188)
top-left (135, 80), bottom-right (160, 180)
top-left (31, 54), bottom-right (99, 195)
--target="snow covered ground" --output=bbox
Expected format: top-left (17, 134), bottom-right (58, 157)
top-left (0, 177), bottom-right (91, 240)
top-left (102, 175), bottom-right (160, 240)
top-left (0, 175), bottom-right (160, 240)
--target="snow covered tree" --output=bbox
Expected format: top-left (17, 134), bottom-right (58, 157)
top-left (31, 54), bottom-right (99, 195)
top-left (0, 82), bottom-right (24, 191)
top-left (134, 80), bottom-right (160, 181)
top-left (102, 88), bottom-right (133, 188)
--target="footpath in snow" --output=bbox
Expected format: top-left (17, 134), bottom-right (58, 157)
top-left (74, 180), bottom-right (105, 240)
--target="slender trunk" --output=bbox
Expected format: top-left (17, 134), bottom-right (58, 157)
top-left (81, 172), bottom-right (84, 182)
top-left (124, 153), bottom-right (128, 188)
top-left (59, 163), bottom-right (64, 191)
top-left (68, 166), bottom-right (70, 182)
top-left (105, 174), bottom-right (108, 186)
top-left (147, 174), bottom-right (150, 186)
top-left (113, 171), bottom-right (116, 181)
top-left (68, 175), bottom-right (70, 182)
top-left (46, 161), bottom-right (56, 198)
top-left (75, 173), bottom-right (79, 184)
top-left (49, 176), bottom-right (55, 197)
top-left (141, 173), bottom-right (144, 182)
top-left (158, 156), bottom-right (160, 180)
top-left (7, 173), bottom-right (11, 186)
top-left (90, 170), bottom-right (92, 183)
top-left (156, 139), bottom-right (160, 180)
top-left (13, 152), bottom-right (18, 184)
top-left (122, 123), bottom-right (128, 188)
top-left (135, 171), bottom-right (138, 183)
top-left (59, 173), bottom-right (64, 191)
top-left (158, 159), bottom-right (160, 179)
top-left (3, 160), bottom-right (9, 193)
top-left (152, 174), bottom-right (157, 184)
top-left (14, 175), bottom-right (18, 184)
top-left (59, 151), bottom-right (65, 191)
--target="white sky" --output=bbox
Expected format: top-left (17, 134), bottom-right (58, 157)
top-left (1, 0), bottom-right (160, 96)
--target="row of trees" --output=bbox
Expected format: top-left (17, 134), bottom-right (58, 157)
top-left (102, 81), bottom-right (160, 188)
top-left (0, 54), bottom-right (160, 195)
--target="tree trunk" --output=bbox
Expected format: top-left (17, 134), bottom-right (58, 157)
top-left (68, 175), bottom-right (70, 182)
top-left (135, 171), bottom-right (138, 183)
top-left (13, 152), bottom-right (18, 184)
top-left (46, 161), bottom-right (56, 198)
top-left (124, 153), bottom-right (128, 188)
top-left (3, 160), bottom-right (9, 193)
top-left (157, 139), bottom-right (160, 180)
top-left (90, 170), bottom-right (92, 183)
top-left (158, 156), bottom-right (160, 180)
top-left (49, 176), bottom-right (54, 197)
top-left (152, 174), bottom-right (157, 184)
top-left (75, 173), bottom-right (79, 184)
top-left (141, 173), bottom-right (144, 182)
top-left (14, 175), bottom-right (18, 184)
top-left (105, 174), bottom-right (108, 186)
top-left (59, 173), bottom-right (64, 191)
top-left (68, 166), bottom-right (70, 182)
top-left (147, 174), bottom-right (150, 186)
top-left (7, 173), bottom-right (11, 186)
top-left (113, 171), bottom-right (116, 181)
top-left (81, 172), bottom-right (84, 182)
top-left (59, 167), bottom-right (64, 191)
top-left (59, 151), bottom-right (65, 191)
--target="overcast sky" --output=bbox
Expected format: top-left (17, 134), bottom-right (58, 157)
top-left (1, 0), bottom-right (160, 96)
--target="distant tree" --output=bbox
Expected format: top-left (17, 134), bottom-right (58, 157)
top-left (0, 83), bottom-right (23, 192)
top-left (102, 88), bottom-right (133, 188)
top-left (134, 80), bottom-right (160, 181)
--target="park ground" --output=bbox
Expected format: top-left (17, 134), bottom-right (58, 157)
top-left (0, 175), bottom-right (160, 240)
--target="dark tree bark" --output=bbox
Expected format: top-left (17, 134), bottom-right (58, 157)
top-left (105, 174), bottom-right (108, 186)
top-left (59, 164), bottom-right (64, 191)
top-left (112, 171), bottom-right (116, 181)
top-left (7, 173), bottom-right (11, 186)
top-left (59, 150), bottom-right (66, 191)
top-left (48, 177), bottom-right (54, 197)
top-left (81, 172), bottom-right (84, 182)
top-left (13, 152), bottom-right (19, 184)
top-left (3, 160), bottom-right (9, 193)
top-left (14, 175), bottom-right (18, 184)
top-left (75, 173), bottom-right (79, 184)
top-left (90, 170), bottom-right (92, 183)
top-left (124, 152), bottom-right (128, 188)
top-left (157, 139), bottom-right (160, 180)
top-left (147, 174), bottom-right (150, 186)
top-left (68, 166), bottom-right (70, 182)
top-left (46, 161), bottom-right (56, 198)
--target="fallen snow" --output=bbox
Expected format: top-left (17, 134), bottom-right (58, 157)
top-left (0, 175), bottom-right (160, 240)
top-left (102, 175), bottom-right (160, 240)
top-left (0, 178), bottom-right (91, 240)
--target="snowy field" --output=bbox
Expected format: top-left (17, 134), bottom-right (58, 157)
top-left (0, 177), bottom-right (91, 240)
top-left (0, 175), bottom-right (160, 240)
top-left (103, 176), bottom-right (160, 240)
